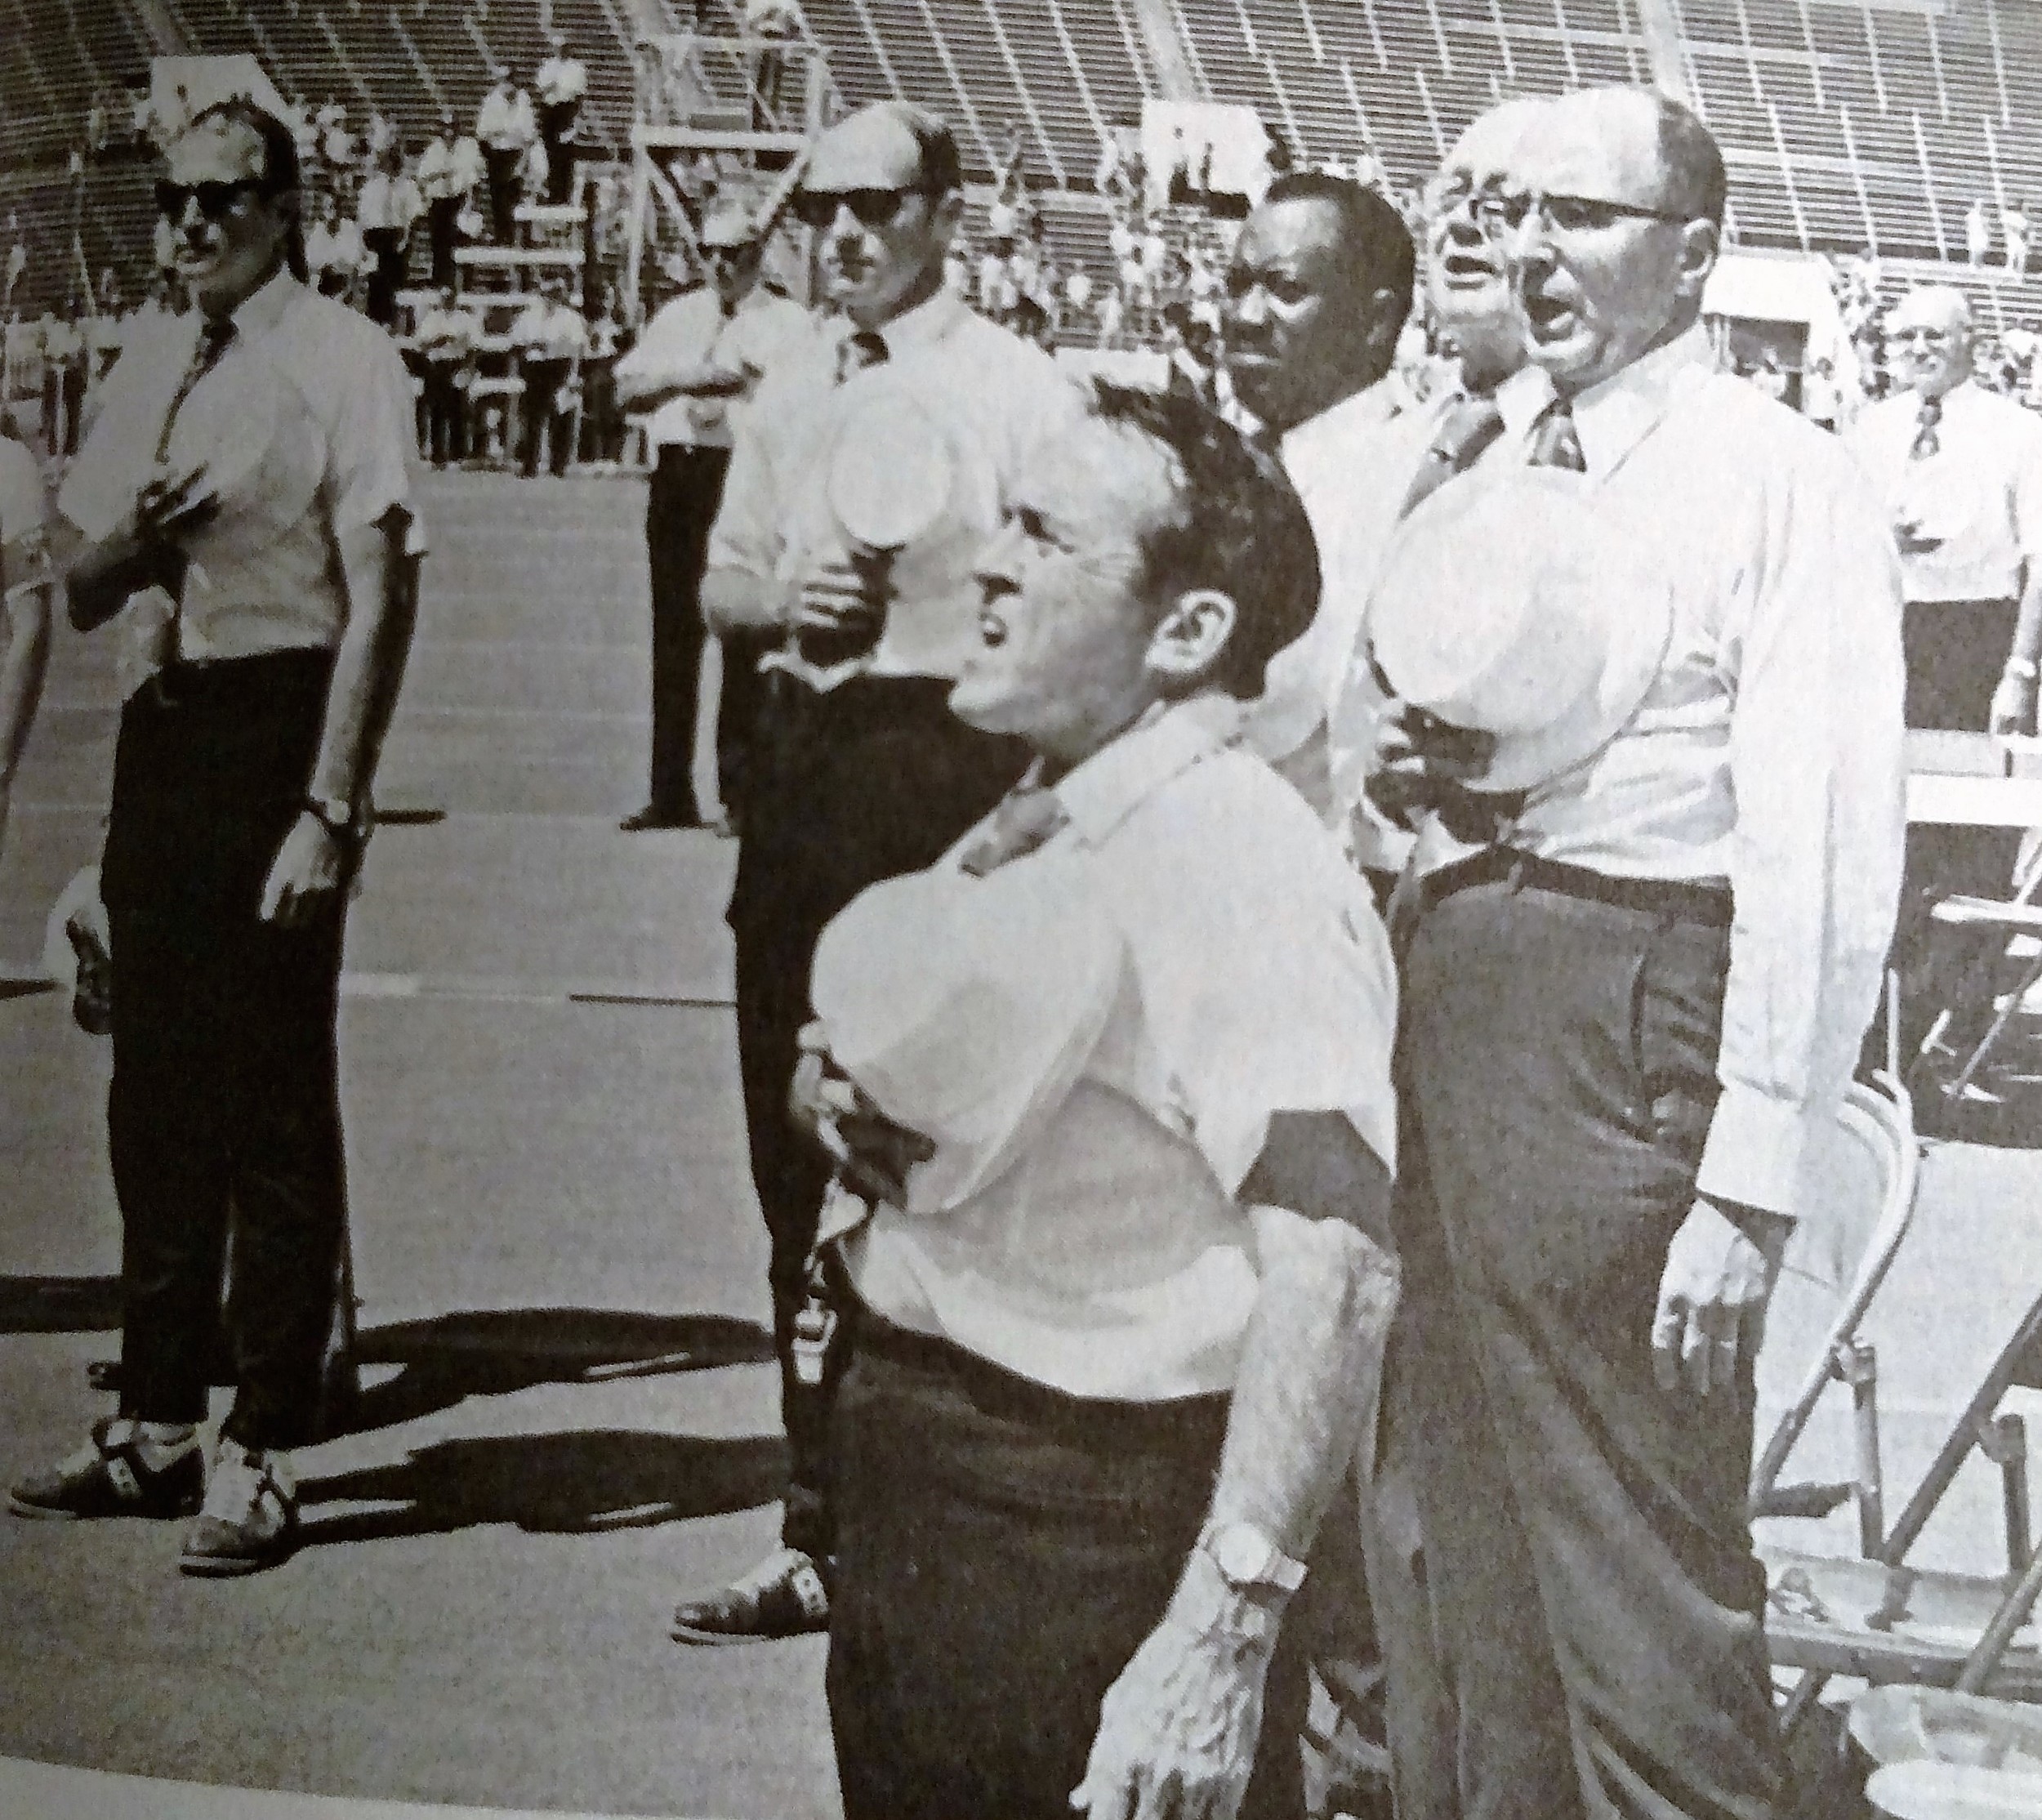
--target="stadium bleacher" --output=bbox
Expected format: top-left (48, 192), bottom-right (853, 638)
top-left (8, 0), bottom-right (2042, 328)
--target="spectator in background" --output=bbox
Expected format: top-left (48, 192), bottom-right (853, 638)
top-left (2006, 199), bottom-right (2031, 277)
top-left (615, 206), bottom-right (813, 832)
top-left (305, 191), bottom-right (360, 301)
top-left (413, 286), bottom-right (475, 468)
top-left (476, 65), bottom-right (537, 245)
top-left (1968, 196), bottom-right (1994, 266)
top-left (417, 110), bottom-right (483, 291)
top-left (356, 144), bottom-right (424, 328)
top-left (317, 98), bottom-right (354, 176)
top-left (510, 274), bottom-right (589, 479)
top-left (0, 424), bottom-right (53, 859)
top-left (578, 283), bottom-right (628, 466)
top-left (535, 31), bottom-right (588, 207)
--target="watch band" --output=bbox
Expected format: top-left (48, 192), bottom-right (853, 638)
top-left (303, 796), bottom-right (369, 843)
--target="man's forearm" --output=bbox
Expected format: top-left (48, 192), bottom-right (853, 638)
top-left (1205, 1208), bottom-right (1401, 1561)
top-left (616, 363), bottom-right (747, 410)
top-left (0, 577), bottom-right (52, 777)
top-left (310, 511), bottom-right (419, 804)
top-left (2006, 568), bottom-right (2042, 675)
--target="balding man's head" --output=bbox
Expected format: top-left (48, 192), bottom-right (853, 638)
top-left (1506, 85), bottom-right (1723, 396)
top-left (1425, 97), bottom-right (1549, 394)
top-left (1886, 285), bottom-right (1975, 398)
top-left (797, 101), bottom-right (964, 328)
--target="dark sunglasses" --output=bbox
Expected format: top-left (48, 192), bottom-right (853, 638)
top-left (789, 186), bottom-right (929, 230)
top-left (154, 176), bottom-right (269, 222)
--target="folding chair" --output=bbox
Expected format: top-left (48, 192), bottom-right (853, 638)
top-left (1915, 835), bottom-right (2042, 1106)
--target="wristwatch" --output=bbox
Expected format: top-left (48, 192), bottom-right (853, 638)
top-left (1200, 1521), bottom-right (1307, 1596)
top-left (304, 793), bottom-right (370, 845)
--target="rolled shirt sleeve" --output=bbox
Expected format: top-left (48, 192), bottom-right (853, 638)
top-left (323, 324), bottom-right (423, 546)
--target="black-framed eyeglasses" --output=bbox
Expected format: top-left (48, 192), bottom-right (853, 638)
top-left (154, 177), bottom-right (269, 222)
top-left (1472, 190), bottom-right (1690, 235)
top-left (702, 243), bottom-right (756, 265)
top-left (1888, 325), bottom-right (1959, 346)
top-left (789, 186), bottom-right (930, 230)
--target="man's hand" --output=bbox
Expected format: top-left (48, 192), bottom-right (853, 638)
top-left (791, 555), bottom-right (885, 646)
top-left (1990, 670), bottom-right (2038, 737)
top-left (258, 814), bottom-right (354, 927)
top-left (1651, 1198), bottom-right (1793, 1397)
top-left (132, 461), bottom-right (220, 544)
top-left (1365, 703), bottom-right (1498, 832)
top-left (1071, 1569), bottom-right (1277, 1820)
top-left (789, 1023), bottom-right (934, 1206)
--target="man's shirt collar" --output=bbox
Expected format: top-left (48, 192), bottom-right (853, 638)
top-left (1567, 319), bottom-right (1712, 475)
top-left (1279, 373), bottom-right (1404, 472)
top-left (1037, 694), bottom-right (1242, 849)
top-left (228, 267), bottom-right (304, 343)
top-left (868, 284), bottom-right (968, 361)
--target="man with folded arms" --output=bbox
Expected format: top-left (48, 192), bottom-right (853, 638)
top-left (1379, 86), bottom-right (1904, 1818)
top-left (800, 381), bottom-right (1401, 1820)
top-left (685, 97), bottom-right (1065, 1640)
top-left (11, 100), bottom-right (421, 1577)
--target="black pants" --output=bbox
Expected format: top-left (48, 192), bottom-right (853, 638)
top-left (644, 446), bottom-right (728, 824)
top-left (539, 100), bottom-right (578, 203)
top-left (519, 359), bottom-right (574, 478)
top-left (426, 195), bottom-right (461, 288)
top-left (421, 366), bottom-right (466, 466)
top-left (484, 145), bottom-right (522, 243)
top-left (361, 226), bottom-right (407, 326)
top-left (100, 651), bottom-right (350, 1454)
top-left (1398, 862), bottom-right (1787, 1820)
top-left (828, 1307), bottom-right (1310, 1820)
top-left (728, 676), bottom-right (1028, 1553)
top-left (1904, 597), bottom-right (2018, 733)
top-left (577, 356), bottom-right (620, 464)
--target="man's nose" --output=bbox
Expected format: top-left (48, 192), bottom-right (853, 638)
top-left (974, 524), bottom-right (1025, 587)
top-left (177, 195), bottom-right (208, 233)
top-left (1227, 285), bottom-right (1268, 331)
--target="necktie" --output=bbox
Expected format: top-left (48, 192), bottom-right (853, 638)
top-left (1398, 395), bottom-right (1507, 518)
top-left (834, 327), bottom-right (889, 386)
top-left (1528, 397), bottom-right (1587, 471)
top-left (957, 784), bottom-right (1069, 877)
top-left (1910, 394), bottom-right (1942, 461)
top-left (154, 314), bottom-right (237, 463)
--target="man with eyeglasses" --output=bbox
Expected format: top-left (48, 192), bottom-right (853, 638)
top-left (1848, 284), bottom-right (2042, 1073)
top-left (614, 205), bottom-right (814, 832)
top-left (682, 98), bottom-right (1071, 1643)
top-left (1383, 86), bottom-right (1903, 1820)
top-left (12, 100), bottom-right (421, 1576)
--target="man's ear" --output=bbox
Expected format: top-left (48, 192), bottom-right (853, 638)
top-left (1674, 216), bottom-right (1719, 303)
top-left (1145, 587), bottom-right (1237, 685)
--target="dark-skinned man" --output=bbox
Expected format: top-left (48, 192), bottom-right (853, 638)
top-left (679, 99), bottom-right (1072, 1641)
top-left (11, 100), bottom-right (422, 1577)
top-left (1380, 87), bottom-right (1904, 1819)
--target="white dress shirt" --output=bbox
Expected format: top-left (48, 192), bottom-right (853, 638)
top-left (0, 435), bottom-right (47, 558)
top-left (1848, 379), bottom-right (2042, 604)
top-left (510, 297), bottom-right (590, 362)
top-left (825, 697), bottom-right (1398, 1401)
top-left (536, 56), bottom-right (588, 107)
top-left (617, 284), bottom-right (815, 449)
top-left (708, 287), bottom-right (1074, 681)
top-left (1475, 325), bottom-right (1907, 1219)
top-left (476, 87), bottom-right (537, 152)
top-left (356, 172), bottom-right (424, 234)
top-left (60, 272), bottom-right (423, 661)
top-left (1245, 376), bottom-right (1432, 823)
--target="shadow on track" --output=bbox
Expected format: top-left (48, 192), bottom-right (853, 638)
top-left (0, 1275), bottom-right (123, 1333)
top-left (298, 1428), bottom-right (787, 1541)
top-left (338, 1307), bottom-right (776, 1434)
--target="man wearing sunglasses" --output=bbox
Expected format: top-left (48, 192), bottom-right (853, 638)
top-left (614, 205), bottom-right (815, 832)
top-left (12, 100), bottom-right (421, 1578)
top-left (683, 99), bottom-right (1072, 1644)
top-left (1382, 86), bottom-right (1904, 1820)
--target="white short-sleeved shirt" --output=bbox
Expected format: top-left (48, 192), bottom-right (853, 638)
top-left (823, 698), bottom-right (1399, 1401)
top-left (1848, 379), bottom-right (2042, 604)
top-left (707, 287), bottom-right (1077, 681)
top-left (60, 271), bottom-right (424, 661)
top-left (617, 284), bottom-right (817, 449)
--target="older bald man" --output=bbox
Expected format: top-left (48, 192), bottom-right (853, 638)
top-left (1388, 87), bottom-right (1903, 1819)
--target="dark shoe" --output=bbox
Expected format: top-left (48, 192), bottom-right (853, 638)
top-left (671, 1546), bottom-right (830, 1644)
top-left (9, 1418), bottom-right (204, 1520)
top-left (619, 806), bottom-right (702, 832)
top-left (179, 1441), bottom-right (298, 1577)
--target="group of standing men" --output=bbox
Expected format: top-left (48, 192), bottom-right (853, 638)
top-left (639, 82), bottom-right (1908, 1820)
top-left (0, 74), bottom-right (1933, 1820)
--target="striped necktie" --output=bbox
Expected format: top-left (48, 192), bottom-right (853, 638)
top-left (1398, 395), bottom-right (1507, 518)
top-left (1910, 393), bottom-right (1942, 461)
top-left (835, 328), bottom-right (889, 386)
top-left (957, 783), bottom-right (1068, 876)
top-left (1528, 397), bottom-right (1587, 471)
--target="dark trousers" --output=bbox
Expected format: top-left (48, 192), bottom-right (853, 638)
top-left (1903, 597), bottom-right (2019, 733)
top-left (539, 100), bottom-right (578, 203)
top-left (728, 676), bottom-right (1028, 1553)
top-left (426, 195), bottom-right (461, 288)
top-left (361, 226), bottom-right (407, 326)
top-left (1398, 865), bottom-right (1787, 1820)
top-left (484, 145), bottom-right (522, 243)
top-left (644, 445), bottom-right (728, 823)
top-left (827, 1307), bottom-right (1310, 1820)
top-left (100, 650), bottom-right (350, 1454)
top-left (519, 358), bottom-right (574, 478)
top-left (577, 356), bottom-right (620, 464)
top-left (421, 366), bottom-right (466, 466)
